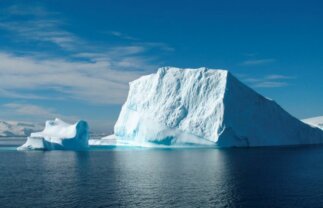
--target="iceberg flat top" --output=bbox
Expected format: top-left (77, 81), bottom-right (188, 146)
top-left (31, 118), bottom-right (78, 138)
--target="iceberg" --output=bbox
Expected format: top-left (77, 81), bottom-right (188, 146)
top-left (108, 67), bottom-right (323, 147)
top-left (17, 118), bottom-right (89, 150)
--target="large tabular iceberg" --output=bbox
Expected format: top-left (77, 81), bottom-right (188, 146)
top-left (110, 67), bottom-right (323, 147)
top-left (17, 118), bottom-right (89, 150)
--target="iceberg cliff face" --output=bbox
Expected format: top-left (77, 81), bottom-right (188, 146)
top-left (17, 118), bottom-right (89, 150)
top-left (114, 67), bottom-right (323, 147)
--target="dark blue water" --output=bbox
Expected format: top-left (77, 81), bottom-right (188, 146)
top-left (1, 139), bottom-right (323, 207)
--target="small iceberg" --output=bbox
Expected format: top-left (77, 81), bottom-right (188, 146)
top-left (17, 118), bottom-right (89, 151)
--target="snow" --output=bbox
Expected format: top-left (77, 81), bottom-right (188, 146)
top-left (0, 120), bottom-right (42, 137)
top-left (17, 118), bottom-right (89, 150)
top-left (104, 67), bottom-right (323, 147)
top-left (302, 116), bottom-right (323, 130)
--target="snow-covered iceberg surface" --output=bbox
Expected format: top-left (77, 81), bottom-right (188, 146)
top-left (302, 116), bottom-right (323, 130)
top-left (17, 118), bottom-right (89, 150)
top-left (110, 67), bottom-right (323, 147)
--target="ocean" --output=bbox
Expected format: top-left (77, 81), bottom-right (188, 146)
top-left (1, 138), bottom-right (323, 207)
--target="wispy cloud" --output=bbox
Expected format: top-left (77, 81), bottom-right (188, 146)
top-left (5, 5), bottom-right (56, 17)
top-left (2, 103), bottom-right (77, 122)
top-left (240, 58), bottom-right (276, 66)
top-left (0, 52), bottom-right (152, 104)
top-left (105, 31), bottom-right (174, 52)
top-left (242, 74), bottom-right (295, 88)
top-left (107, 31), bottom-right (138, 41)
top-left (0, 19), bottom-right (79, 50)
top-left (252, 81), bottom-right (289, 88)
top-left (0, 88), bottom-right (46, 99)
top-left (0, 5), bottom-right (173, 53)
top-left (0, 5), bottom-right (79, 50)
top-left (0, 5), bottom-right (172, 105)
top-left (265, 74), bottom-right (295, 80)
top-left (0, 4), bottom-right (174, 130)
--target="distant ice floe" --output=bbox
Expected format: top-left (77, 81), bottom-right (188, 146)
top-left (302, 116), bottom-right (323, 130)
top-left (0, 120), bottom-right (42, 137)
top-left (17, 118), bottom-right (89, 151)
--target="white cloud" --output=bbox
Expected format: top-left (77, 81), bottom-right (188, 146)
top-left (242, 74), bottom-right (295, 88)
top-left (0, 4), bottom-right (173, 131)
top-left (265, 74), bottom-right (295, 80)
top-left (240, 58), bottom-right (276, 66)
top-left (0, 52), bottom-right (152, 104)
top-left (2, 103), bottom-right (77, 122)
top-left (139, 42), bottom-right (175, 52)
top-left (0, 5), bottom-right (171, 105)
top-left (106, 31), bottom-right (174, 51)
top-left (252, 81), bottom-right (289, 88)
top-left (5, 5), bottom-right (55, 17)
top-left (0, 19), bottom-right (79, 50)
top-left (108, 31), bottom-right (138, 41)
top-left (0, 5), bottom-right (79, 50)
top-left (0, 88), bottom-right (46, 99)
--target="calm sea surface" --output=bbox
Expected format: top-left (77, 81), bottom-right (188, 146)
top-left (1, 138), bottom-right (323, 207)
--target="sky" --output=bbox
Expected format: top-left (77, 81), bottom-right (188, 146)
top-left (0, 0), bottom-right (322, 133)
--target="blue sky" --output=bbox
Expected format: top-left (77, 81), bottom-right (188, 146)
top-left (0, 0), bottom-right (322, 132)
